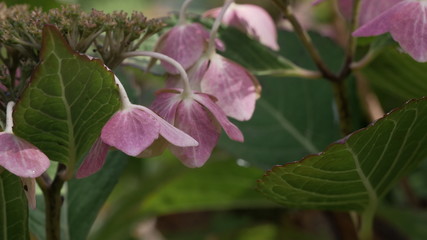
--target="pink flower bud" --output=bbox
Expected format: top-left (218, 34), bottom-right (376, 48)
top-left (204, 3), bottom-right (279, 50)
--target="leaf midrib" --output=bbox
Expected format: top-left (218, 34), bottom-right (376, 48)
top-left (259, 99), bottom-right (319, 153)
top-left (53, 50), bottom-right (77, 165)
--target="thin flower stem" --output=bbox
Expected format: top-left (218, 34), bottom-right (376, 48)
top-left (206, 0), bottom-right (234, 56)
top-left (339, 0), bottom-right (361, 78)
top-left (4, 101), bottom-right (14, 133)
top-left (179, 0), bottom-right (194, 25)
top-left (272, 0), bottom-right (336, 80)
top-left (122, 51), bottom-right (193, 98)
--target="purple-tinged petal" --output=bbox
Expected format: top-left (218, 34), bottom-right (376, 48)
top-left (193, 93), bottom-right (244, 142)
top-left (169, 98), bottom-right (221, 168)
top-left (353, 1), bottom-right (427, 62)
top-left (359, 0), bottom-right (402, 25)
top-left (147, 95), bottom-right (199, 148)
top-left (101, 108), bottom-right (160, 156)
top-left (76, 138), bottom-right (110, 179)
top-left (155, 23), bottom-right (210, 74)
top-left (21, 177), bottom-right (36, 209)
top-left (201, 54), bottom-right (260, 121)
top-left (204, 4), bottom-right (279, 50)
top-left (232, 4), bottom-right (279, 50)
top-left (0, 133), bottom-right (50, 178)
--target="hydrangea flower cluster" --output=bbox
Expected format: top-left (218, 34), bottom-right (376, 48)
top-left (0, 0), bottom-right (277, 208)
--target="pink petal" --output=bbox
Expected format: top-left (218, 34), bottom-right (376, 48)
top-left (155, 23), bottom-right (210, 73)
top-left (232, 4), bottom-right (279, 50)
top-left (359, 0), bottom-right (402, 25)
top-left (193, 93), bottom-right (244, 142)
top-left (148, 94), bottom-right (199, 148)
top-left (76, 138), bottom-right (110, 179)
top-left (0, 133), bottom-right (50, 178)
top-left (169, 98), bottom-right (221, 168)
top-left (21, 177), bottom-right (36, 209)
top-left (353, 1), bottom-right (427, 62)
top-left (204, 4), bottom-right (278, 50)
top-left (201, 54), bottom-right (260, 121)
top-left (101, 108), bottom-right (160, 156)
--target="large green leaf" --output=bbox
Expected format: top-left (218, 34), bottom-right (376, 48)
top-left (257, 97), bottom-right (427, 211)
top-left (13, 25), bottom-right (121, 166)
top-left (67, 150), bottom-right (128, 240)
top-left (0, 171), bottom-right (29, 240)
top-left (218, 31), bottom-right (344, 169)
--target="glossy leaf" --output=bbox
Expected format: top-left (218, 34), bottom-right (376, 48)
top-left (258, 98), bottom-right (427, 211)
top-left (219, 31), bottom-right (343, 169)
top-left (13, 25), bottom-right (121, 165)
top-left (0, 171), bottom-right (29, 240)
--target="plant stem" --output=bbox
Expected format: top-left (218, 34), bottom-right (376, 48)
top-left (332, 80), bottom-right (351, 135)
top-left (272, 0), bottom-right (336, 80)
top-left (40, 164), bottom-right (66, 240)
top-left (358, 209), bottom-right (375, 240)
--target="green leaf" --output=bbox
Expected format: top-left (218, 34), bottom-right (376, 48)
top-left (219, 31), bottom-right (343, 169)
top-left (218, 27), bottom-right (298, 75)
top-left (89, 158), bottom-right (273, 240)
top-left (0, 171), bottom-right (29, 240)
top-left (13, 25), bottom-right (121, 166)
top-left (363, 47), bottom-right (427, 102)
top-left (257, 98), bottom-right (427, 211)
top-left (67, 150), bottom-right (128, 240)
top-left (139, 160), bottom-right (270, 216)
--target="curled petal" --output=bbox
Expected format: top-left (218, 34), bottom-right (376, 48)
top-left (193, 93), bottom-right (244, 142)
top-left (0, 133), bottom-right (50, 178)
top-left (169, 98), bottom-right (221, 168)
top-left (76, 138), bottom-right (110, 179)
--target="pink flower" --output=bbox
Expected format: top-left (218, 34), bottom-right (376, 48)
top-left (0, 102), bottom-right (50, 208)
top-left (76, 104), bottom-right (198, 178)
top-left (353, 0), bottom-right (427, 62)
top-left (151, 88), bottom-right (243, 168)
top-left (0, 132), bottom-right (50, 178)
top-left (204, 3), bottom-right (279, 50)
top-left (170, 53), bottom-right (261, 121)
top-left (155, 23), bottom-right (211, 74)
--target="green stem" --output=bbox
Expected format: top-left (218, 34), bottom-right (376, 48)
top-left (358, 209), bottom-right (375, 240)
